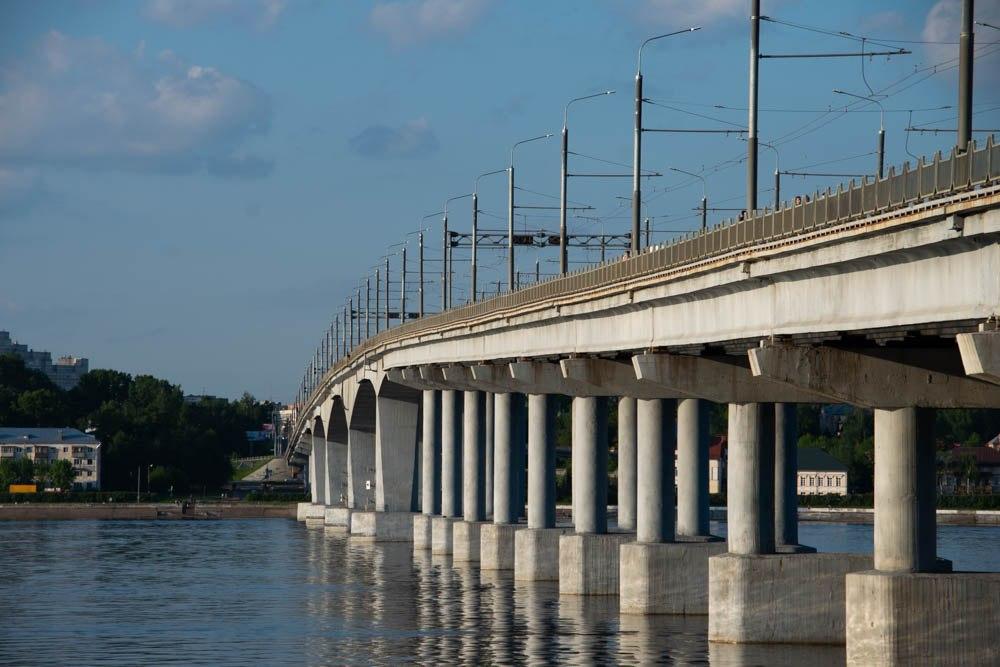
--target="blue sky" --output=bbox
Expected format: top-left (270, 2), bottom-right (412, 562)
top-left (1, 0), bottom-right (998, 401)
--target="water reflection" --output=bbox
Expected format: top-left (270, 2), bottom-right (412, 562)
top-left (0, 519), bottom-right (995, 666)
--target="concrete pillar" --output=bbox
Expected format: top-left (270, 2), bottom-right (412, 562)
top-left (572, 396), bottom-right (608, 534)
top-left (441, 389), bottom-right (463, 518)
top-left (493, 393), bottom-right (516, 524)
top-left (312, 433), bottom-right (327, 505)
top-left (873, 407), bottom-right (937, 572)
top-left (375, 393), bottom-right (419, 512)
top-left (676, 398), bottom-right (710, 537)
top-left (307, 457), bottom-right (317, 503)
top-left (421, 390), bottom-right (440, 516)
top-left (636, 398), bottom-right (676, 543)
top-left (727, 402), bottom-right (775, 555)
top-left (774, 403), bottom-right (799, 547)
top-left (463, 391), bottom-right (486, 522)
top-left (514, 394), bottom-right (528, 519)
top-left (617, 396), bottom-right (637, 531)
top-left (485, 392), bottom-right (494, 518)
top-left (527, 394), bottom-right (556, 529)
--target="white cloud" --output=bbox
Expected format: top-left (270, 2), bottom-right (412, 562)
top-left (922, 0), bottom-right (1000, 79)
top-left (144, 0), bottom-right (288, 29)
top-left (0, 31), bottom-right (273, 179)
top-left (370, 0), bottom-right (492, 47)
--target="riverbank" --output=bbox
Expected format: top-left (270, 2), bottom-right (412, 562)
top-left (0, 502), bottom-right (296, 520)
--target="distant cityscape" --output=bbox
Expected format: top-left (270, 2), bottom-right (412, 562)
top-left (0, 330), bottom-right (88, 391)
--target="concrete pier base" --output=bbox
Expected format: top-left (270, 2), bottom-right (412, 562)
top-left (432, 517), bottom-right (461, 555)
top-left (453, 521), bottom-right (488, 563)
top-left (323, 507), bottom-right (351, 532)
top-left (620, 538), bottom-right (727, 615)
top-left (708, 552), bottom-right (872, 644)
top-left (297, 502), bottom-right (324, 522)
top-left (480, 523), bottom-right (522, 570)
top-left (349, 511), bottom-right (414, 542)
top-left (413, 514), bottom-right (433, 550)
top-left (846, 570), bottom-right (1000, 666)
top-left (559, 533), bottom-right (634, 596)
top-left (514, 528), bottom-right (570, 581)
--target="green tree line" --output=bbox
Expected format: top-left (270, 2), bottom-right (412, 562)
top-left (0, 354), bottom-right (278, 493)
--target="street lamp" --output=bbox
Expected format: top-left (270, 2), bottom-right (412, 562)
top-left (562, 90), bottom-right (615, 274)
top-left (833, 89), bottom-right (886, 178)
top-left (419, 212), bottom-right (442, 317)
top-left (634, 27), bottom-right (701, 256)
top-left (509, 134), bottom-right (552, 290)
top-left (473, 169), bottom-right (507, 301)
top-left (444, 194), bottom-right (472, 310)
top-left (669, 167), bottom-right (708, 231)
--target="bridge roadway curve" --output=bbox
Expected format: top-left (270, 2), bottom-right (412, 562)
top-left (290, 142), bottom-right (1000, 665)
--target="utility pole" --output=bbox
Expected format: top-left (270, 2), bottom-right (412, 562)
top-left (401, 246), bottom-right (407, 324)
top-left (442, 212), bottom-right (449, 310)
top-left (958, 0), bottom-right (974, 152)
top-left (418, 232), bottom-right (424, 317)
top-left (384, 256), bottom-right (390, 329)
top-left (747, 0), bottom-right (760, 214)
top-left (472, 192), bottom-right (478, 302)
top-left (374, 268), bottom-right (381, 334)
top-left (366, 277), bottom-right (371, 338)
top-left (355, 288), bottom-right (361, 344)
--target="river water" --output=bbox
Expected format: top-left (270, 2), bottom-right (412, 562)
top-left (1, 519), bottom-right (997, 666)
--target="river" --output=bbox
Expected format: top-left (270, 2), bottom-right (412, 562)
top-left (1, 519), bottom-right (996, 666)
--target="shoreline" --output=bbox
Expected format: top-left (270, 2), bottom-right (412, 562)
top-left (0, 502), bottom-right (296, 520)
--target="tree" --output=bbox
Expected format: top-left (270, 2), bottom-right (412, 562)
top-left (0, 457), bottom-right (34, 488)
top-left (959, 455), bottom-right (979, 494)
top-left (33, 460), bottom-right (51, 488)
top-left (49, 459), bottom-right (76, 491)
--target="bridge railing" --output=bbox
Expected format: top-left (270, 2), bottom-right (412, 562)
top-left (300, 137), bottom-right (998, 423)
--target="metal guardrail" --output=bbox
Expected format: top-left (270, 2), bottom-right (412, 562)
top-left (294, 137), bottom-right (999, 439)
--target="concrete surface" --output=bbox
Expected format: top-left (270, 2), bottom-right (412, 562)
top-left (480, 523), bottom-right (522, 571)
top-left (452, 520), bottom-right (488, 563)
top-left (708, 552), bottom-right (872, 644)
top-left (559, 532), bottom-right (634, 596)
top-left (323, 506), bottom-right (351, 531)
top-left (620, 539), bottom-right (727, 615)
top-left (349, 510), bottom-right (414, 542)
top-left (432, 516), bottom-right (460, 555)
top-left (846, 570), bottom-right (1000, 666)
top-left (514, 527), bottom-right (569, 581)
top-left (413, 514), bottom-right (433, 550)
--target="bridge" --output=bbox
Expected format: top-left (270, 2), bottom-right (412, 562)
top-left (287, 137), bottom-right (1000, 664)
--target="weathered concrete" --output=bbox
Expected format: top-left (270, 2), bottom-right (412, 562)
top-left (323, 506), bottom-right (351, 531)
top-left (462, 390), bottom-right (486, 522)
top-left (636, 397), bottom-right (675, 543)
top-left (676, 398), bottom-right (710, 538)
top-left (727, 402), bottom-right (775, 555)
top-left (527, 394), bottom-right (556, 529)
top-left (493, 392), bottom-right (516, 524)
top-left (774, 402), bottom-right (801, 548)
top-left (846, 570), bottom-right (1000, 666)
top-left (432, 516), bottom-right (460, 555)
top-left (440, 390), bottom-right (463, 518)
top-left (559, 532), bottom-right (633, 595)
top-left (349, 510), bottom-right (415, 542)
top-left (452, 520), bottom-right (488, 563)
top-left (708, 552), bottom-right (873, 644)
top-left (480, 522), bottom-right (522, 570)
top-left (957, 328), bottom-right (1000, 386)
top-left (296, 502), bottom-right (323, 522)
top-left (312, 431), bottom-right (327, 505)
top-left (874, 406), bottom-right (938, 572)
top-left (413, 513), bottom-right (433, 550)
top-left (484, 392), bottom-right (494, 519)
top-left (620, 539), bottom-right (726, 615)
top-left (616, 396), bottom-right (637, 532)
top-left (514, 527), bottom-right (569, 581)
top-left (421, 389), bottom-right (441, 515)
top-left (571, 396), bottom-right (608, 534)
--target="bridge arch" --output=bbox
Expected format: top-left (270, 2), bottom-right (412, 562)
top-left (348, 380), bottom-right (377, 510)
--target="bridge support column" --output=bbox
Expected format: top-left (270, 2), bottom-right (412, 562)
top-left (454, 391), bottom-right (487, 563)
top-left (482, 392), bottom-right (522, 570)
top-left (846, 407), bottom-right (998, 665)
top-left (414, 389), bottom-right (440, 550)
top-left (774, 403), bottom-right (812, 553)
top-left (515, 393), bottom-right (567, 581)
top-left (621, 399), bottom-right (725, 614)
top-left (433, 389), bottom-right (463, 555)
top-left (561, 396), bottom-right (629, 595)
top-left (617, 397), bottom-right (637, 531)
top-left (312, 432), bottom-right (328, 507)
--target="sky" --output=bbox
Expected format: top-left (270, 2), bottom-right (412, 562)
top-left (1, 0), bottom-right (998, 402)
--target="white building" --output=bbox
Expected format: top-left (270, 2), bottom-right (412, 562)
top-left (797, 447), bottom-right (848, 495)
top-left (0, 428), bottom-right (101, 490)
top-left (0, 331), bottom-right (89, 390)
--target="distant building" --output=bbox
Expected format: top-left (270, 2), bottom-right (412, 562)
top-left (0, 331), bottom-right (88, 390)
top-left (939, 445), bottom-right (1000, 494)
top-left (708, 436), bottom-right (727, 495)
top-left (0, 427), bottom-right (101, 490)
top-left (797, 447), bottom-right (848, 495)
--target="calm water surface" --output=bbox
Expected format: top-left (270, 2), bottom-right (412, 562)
top-left (0, 519), bottom-right (997, 666)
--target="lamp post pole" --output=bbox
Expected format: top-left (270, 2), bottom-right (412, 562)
top-left (634, 28), bottom-right (701, 255)
top-left (509, 134), bottom-right (552, 289)
top-left (958, 0), bottom-right (974, 152)
top-left (443, 195), bottom-right (472, 310)
top-left (401, 246), bottom-right (407, 324)
top-left (473, 169), bottom-right (507, 301)
top-left (562, 91), bottom-right (614, 274)
top-left (748, 0), bottom-right (760, 213)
